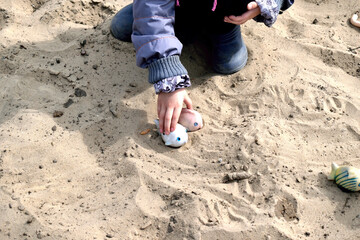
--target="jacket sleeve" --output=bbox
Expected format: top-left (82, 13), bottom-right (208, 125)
top-left (254, 0), bottom-right (294, 27)
top-left (131, 0), bottom-right (188, 84)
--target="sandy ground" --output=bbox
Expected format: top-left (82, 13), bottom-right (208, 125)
top-left (1, 0), bottom-right (360, 239)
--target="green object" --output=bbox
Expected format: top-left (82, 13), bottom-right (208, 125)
top-left (328, 163), bottom-right (360, 192)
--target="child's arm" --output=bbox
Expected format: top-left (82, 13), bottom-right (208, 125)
top-left (132, 0), bottom-right (192, 135)
top-left (224, 2), bottom-right (261, 25)
top-left (224, 0), bottom-right (295, 27)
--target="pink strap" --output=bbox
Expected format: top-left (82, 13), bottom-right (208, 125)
top-left (176, 0), bottom-right (180, 6)
top-left (212, 0), bottom-right (217, 11)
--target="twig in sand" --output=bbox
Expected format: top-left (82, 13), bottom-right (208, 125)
top-left (348, 46), bottom-right (360, 54)
top-left (223, 171), bottom-right (252, 183)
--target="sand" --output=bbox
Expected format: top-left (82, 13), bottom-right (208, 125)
top-left (0, 0), bottom-right (360, 239)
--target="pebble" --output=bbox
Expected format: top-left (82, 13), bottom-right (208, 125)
top-left (67, 75), bottom-right (77, 82)
top-left (49, 69), bottom-right (60, 76)
top-left (352, 214), bottom-right (360, 227)
top-left (53, 111), bottom-right (63, 118)
top-left (140, 221), bottom-right (152, 230)
top-left (63, 99), bottom-right (74, 108)
top-left (92, 64), bottom-right (98, 70)
top-left (218, 158), bottom-right (223, 163)
top-left (80, 48), bottom-right (86, 56)
top-left (80, 39), bottom-right (87, 47)
top-left (36, 230), bottom-right (46, 239)
top-left (51, 126), bottom-right (57, 132)
top-left (74, 88), bottom-right (87, 97)
top-left (26, 217), bottom-right (34, 224)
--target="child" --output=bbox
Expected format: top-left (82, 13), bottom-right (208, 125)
top-left (110, 0), bottom-right (294, 135)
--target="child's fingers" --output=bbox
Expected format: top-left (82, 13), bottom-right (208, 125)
top-left (228, 15), bottom-right (243, 21)
top-left (164, 108), bottom-right (174, 135)
top-left (225, 18), bottom-right (245, 25)
top-left (184, 94), bottom-right (193, 110)
top-left (225, 15), bottom-right (246, 25)
top-left (157, 104), bottom-right (161, 119)
top-left (158, 108), bottom-right (166, 134)
top-left (171, 107), bottom-right (182, 132)
top-left (247, 1), bottom-right (258, 10)
top-left (224, 6), bottom-right (260, 25)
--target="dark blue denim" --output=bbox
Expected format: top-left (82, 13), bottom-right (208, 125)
top-left (110, 3), bottom-right (247, 74)
top-left (211, 25), bottom-right (248, 74)
top-left (110, 4), bottom-right (133, 42)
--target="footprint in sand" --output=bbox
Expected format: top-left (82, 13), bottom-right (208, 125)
top-left (0, 8), bottom-right (10, 30)
top-left (275, 192), bottom-right (299, 222)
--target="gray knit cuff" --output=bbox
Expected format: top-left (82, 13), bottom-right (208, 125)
top-left (148, 55), bottom-right (188, 84)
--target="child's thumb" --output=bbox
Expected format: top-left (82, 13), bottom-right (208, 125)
top-left (247, 1), bottom-right (258, 10)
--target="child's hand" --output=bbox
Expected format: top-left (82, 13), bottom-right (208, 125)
top-left (157, 89), bottom-right (193, 135)
top-left (224, 1), bottom-right (260, 25)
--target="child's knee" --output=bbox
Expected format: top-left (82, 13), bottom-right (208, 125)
top-left (110, 4), bottom-right (133, 42)
top-left (213, 48), bottom-right (248, 74)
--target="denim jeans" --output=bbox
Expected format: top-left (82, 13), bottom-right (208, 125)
top-left (110, 3), bottom-right (247, 74)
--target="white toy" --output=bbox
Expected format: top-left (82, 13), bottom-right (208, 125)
top-left (154, 120), bottom-right (188, 147)
top-left (350, 12), bottom-right (360, 28)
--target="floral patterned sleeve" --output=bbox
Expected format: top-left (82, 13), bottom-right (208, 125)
top-left (153, 75), bottom-right (191, 94)
top-left (255, 0), bottom-right (280, 27)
